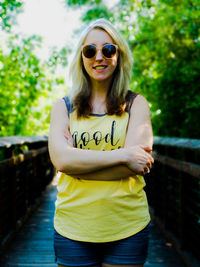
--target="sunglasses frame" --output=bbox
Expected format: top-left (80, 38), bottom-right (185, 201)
top-left (81, 44), bottom-right (118, 59)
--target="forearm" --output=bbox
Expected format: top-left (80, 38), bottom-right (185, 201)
top-left (64, 148), bottom-right (126, 175)
top-left (70, 164), bottom-right (137, 181)
top-left (49, 136), bottom-right (127, 175)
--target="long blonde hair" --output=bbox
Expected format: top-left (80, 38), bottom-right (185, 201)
top-left (68, 18), bottom-right (133, 117)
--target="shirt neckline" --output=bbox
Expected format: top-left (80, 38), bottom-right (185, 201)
top-left (90, 113), bottom-right (107, 117)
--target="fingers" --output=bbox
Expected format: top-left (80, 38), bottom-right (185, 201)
top-left (144, 166), bottom-right (150, 174)
top-left (146, 161), bottom-right (151, 169)
top-left (142, 152), bottom-right (154, 175)
top-left (125, 145), bottom-right (154, 175)
top-left (146, 152), bottom-right (154, 165)
top-left (140, 145), bottom-right (152, 152)
top-left (139, 145), bottom-right (154, 163)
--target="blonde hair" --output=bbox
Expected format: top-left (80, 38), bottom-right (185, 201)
top-left (68, 18), bottom-right (133, 117)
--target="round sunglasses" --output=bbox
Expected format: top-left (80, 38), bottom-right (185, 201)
top-left (82, 44), bottom-right (118, 59)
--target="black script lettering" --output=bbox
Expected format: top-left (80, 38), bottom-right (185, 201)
top-left (105, 133), bottom-right (111, 143)
top-left (111, 120), bottom-right (120, 146)
top-left (93, 131), bottom-right (102, 145)
top-left (72, 131), bottom-right (78, 148)
top-left (81, 132), bottom-right (90, 146)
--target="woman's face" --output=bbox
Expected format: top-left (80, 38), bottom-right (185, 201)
top-left (82, 29), bottom-right (118, 83)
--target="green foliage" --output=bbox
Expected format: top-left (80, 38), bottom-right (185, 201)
top-left (0, 1), bottom-right (70, 137)
top-left (0, 34), bottom-right (67, 136)
top-left (67, 0), bottom-right (200, 138)
top-left (67, 0), bottom-right (102, 7)
top-left (82, 5), bottom-right (114, 21)
top-left (0, 0), bottom-right (23, 31)
top-left (48, 47), bottom-right (71, 70)
top-left (130, 0), bottom-right (200, 138)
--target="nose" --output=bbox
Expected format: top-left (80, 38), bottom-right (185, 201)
top-left (95, 49), bottom-right (103, 60)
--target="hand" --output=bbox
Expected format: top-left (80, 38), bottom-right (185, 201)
top-left (64, 129), bottom-right (74, 147)
top-left (141, 145), bottom-right (153, 174)
top-left (125, 145), bottom-right (154, 175)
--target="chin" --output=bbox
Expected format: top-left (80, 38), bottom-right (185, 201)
top-left (93, 73), bottom-right (114, 81)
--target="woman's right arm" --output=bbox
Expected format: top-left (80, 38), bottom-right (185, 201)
top-left (48, 99), bottom-right (129, 175)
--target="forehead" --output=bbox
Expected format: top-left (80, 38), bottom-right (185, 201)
top-left (83, 29), bottom-right (114, 45)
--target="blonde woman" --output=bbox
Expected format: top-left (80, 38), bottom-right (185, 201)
top-left (48, 18), bottom-right (154, 267)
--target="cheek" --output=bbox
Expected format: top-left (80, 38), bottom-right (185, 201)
top-left (110, 57), bottom-right (118, 72)
top-left (82, 58), bottom-right (93, 73)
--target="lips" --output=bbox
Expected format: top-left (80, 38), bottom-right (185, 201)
top-left (93, 65), bottom-right (108, 70)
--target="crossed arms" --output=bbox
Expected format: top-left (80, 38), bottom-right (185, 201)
top-left (48, 95), bottom-right (154, 181)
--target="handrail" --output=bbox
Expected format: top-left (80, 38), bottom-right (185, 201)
top-left (146, 136), bottom-right (200, 264)
top-left (0, 136), bottom-right (55, 255)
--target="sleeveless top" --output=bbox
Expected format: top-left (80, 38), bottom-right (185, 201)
top-left (54, 91), bottom-right (151, 242)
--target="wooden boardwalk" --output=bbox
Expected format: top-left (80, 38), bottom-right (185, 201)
top-left (0, 180), bottom-right (186, 267)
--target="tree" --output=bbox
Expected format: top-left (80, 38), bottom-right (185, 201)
top-left (0, 1), bottom-right (70, 136)
top-left (0, 0), bottom-right (23, 31)
top-left (0, 34), bottom-right (66, 136)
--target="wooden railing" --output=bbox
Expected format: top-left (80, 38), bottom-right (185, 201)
top-left (0, 136), bottom-right (55, 254)
top-left (145, 136), bottom-right (200, 264)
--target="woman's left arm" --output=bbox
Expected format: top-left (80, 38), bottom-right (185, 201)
top-left (124, 94), bottom-right (153, 150)
top-left (68, 94), bottom-right (153, 181)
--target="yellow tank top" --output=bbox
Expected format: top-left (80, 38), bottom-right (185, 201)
top-left (54, 95), bottom-right (150, 242)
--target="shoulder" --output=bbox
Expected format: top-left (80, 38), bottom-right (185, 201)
top-left (125, 90), bottom-right (149, 114)
top-left (51, 98), bottom-right (66, 111)
top-left (125, 90), bottom-right (148, 103)
top-left (50, 98), bottom-right (69, 120)
top-left (132, 94), bottom-right (149, 106)
top-left (129, 93), bottom-right (151, 121)
top-left (51, 96), bottom-right (73, 116)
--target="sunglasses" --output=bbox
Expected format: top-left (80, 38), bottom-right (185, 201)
top-left (82, 44), bottom-right (118, 59)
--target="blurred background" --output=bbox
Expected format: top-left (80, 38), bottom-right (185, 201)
top-left (0, 0), bottom-right (200, 138)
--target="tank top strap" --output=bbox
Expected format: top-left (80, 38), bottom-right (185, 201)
top-left (63, 96), bottom-right (73, 117)
top-left (125, 90), bottom-right (139, 116)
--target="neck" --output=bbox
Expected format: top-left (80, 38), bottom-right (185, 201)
top-left (90, 76), bottom-right (112, 101)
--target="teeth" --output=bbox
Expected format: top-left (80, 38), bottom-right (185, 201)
top-left (95, 66), bottom-right (106, 70)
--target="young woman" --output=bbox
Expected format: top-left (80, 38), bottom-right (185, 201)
top-left (48, 18), bottom-right (154, 267)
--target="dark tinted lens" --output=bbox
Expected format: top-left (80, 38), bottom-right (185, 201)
top-left (83, 45), bottom-right (96, 58)
top-left (102, 44), bottom-right (116, 58)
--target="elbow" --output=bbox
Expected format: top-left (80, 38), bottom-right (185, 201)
top-left (56, 162), bottom-right (66, 173)
top-left (55, 159), bottom-right (79, 175)
top-left (49, 154), bottom-right (72, 175)
top-left (48, 145), bottom-right (74, 174)
top-left (55, 160), bottom-right (73, 175)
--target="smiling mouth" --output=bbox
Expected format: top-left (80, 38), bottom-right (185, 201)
top-left (93, 66), bottom-right (108, 70)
